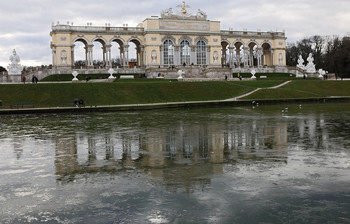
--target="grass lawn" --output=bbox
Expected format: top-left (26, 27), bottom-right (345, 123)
top-left (234, 80), bottom-right (284, 88)
top-left (3, 73), bottom-right (349, 109)
top-left (0, 81), bottom-right (255, 108)
top-left (242, 80), bottom-right (350, 100)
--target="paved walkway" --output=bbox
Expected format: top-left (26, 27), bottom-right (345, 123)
top-left (223, 80), bottom-right (291, 101)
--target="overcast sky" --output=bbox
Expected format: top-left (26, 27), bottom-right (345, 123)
top-left (0, 0), bottom-right (349, 68)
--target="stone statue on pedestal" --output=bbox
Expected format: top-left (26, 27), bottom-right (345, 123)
top-left (305, 53), bottom-right (316, 73)
top-left (196, 9), bottom-right (207, 20)
top-left (161, 8), bottom-right (173, 18)
top-left (7, 49), bottom-right (23, 75)
top-left (297, 55), bottom-right (305, 70)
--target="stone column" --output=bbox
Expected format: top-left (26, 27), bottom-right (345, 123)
top-left (249, 49), bottom-right (254, 67)
top-left (229, 47), bottom-right (234, 68)
top-left (140, 46), bottom-right (144, 67)
top-left (257, 49), bottom-right (263, 68)
top-left (102, 46), bottom-right (106, 67)
top-left (124, 45), bottom-right (129, 67)
top-left (52, 47), bottom-right (57, 67)
top-left (119, 46), bottom-right (124, 67)
top-left (235, 48), bottom-right (241, 67)
top-left (87, 45), bottom-right (94, 67)
top-left (243, 47), bottom-right (249, 68)
top-left (105, 45), bottom-right (112, 67)
top-left (206, 47), bottom-right (210, 65)
top-left (71, 45), bottom-right (75, 68)
top-left (222, 47), bottom-right (227, 67)
top-left (174, 45), bottom-right (180, 65)
top-left (271, 50), bottom-right (274, 66)
top-left (160, 46), bottom-right (164, 66)
top-left (190, 46), bottom-right (196, 65)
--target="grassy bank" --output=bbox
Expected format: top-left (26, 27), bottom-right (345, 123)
top-left (0, 81), bottom-right (255, 108)
top-left (242, 80), bottom-right (350, 100)
top-left (2, 78), bottom-right (350, 109)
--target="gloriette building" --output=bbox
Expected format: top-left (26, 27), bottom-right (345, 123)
top-left (50, 2), bottom-right (287, 78)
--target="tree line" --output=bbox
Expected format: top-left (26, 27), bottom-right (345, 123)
top-left (286, 34), bottom-right (350, 77)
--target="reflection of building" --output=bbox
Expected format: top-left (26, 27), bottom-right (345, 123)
top-left (50, 2), bottom-right (287, 77)
top-left (54, 119), bottom-right (289, 185)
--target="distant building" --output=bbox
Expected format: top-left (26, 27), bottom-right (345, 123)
top-left (50, 2), bottom-right (287, 76)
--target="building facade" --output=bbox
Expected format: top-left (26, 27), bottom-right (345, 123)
top-left (50, 2), bottom-right (286, 73)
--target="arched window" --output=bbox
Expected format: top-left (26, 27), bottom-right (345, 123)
top-left (180, 40), bottom-right (191, 65)
top-left (163, 40), bottom-right (174, 65)
top-left (196, 40), bottom-right (206, 65)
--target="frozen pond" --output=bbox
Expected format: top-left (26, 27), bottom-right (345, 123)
top-left (1, 102), bottom-right (350, 223)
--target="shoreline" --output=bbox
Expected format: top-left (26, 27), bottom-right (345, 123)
top-left (1, 96), bottom-right (349, 115)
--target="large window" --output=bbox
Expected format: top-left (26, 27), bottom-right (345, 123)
top-left (163, 40), bottom-right (174, 65)
top-left (180, 40), bottom-right (191, 65)
top-left (196, 40), bottom-right (206, 65)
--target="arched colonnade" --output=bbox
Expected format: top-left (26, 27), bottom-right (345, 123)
top-left (221, 40), bottom-right (274, 68)
top-left (69, 36), bottom-right (144, 68)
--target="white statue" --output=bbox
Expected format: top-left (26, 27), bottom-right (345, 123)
top-left (196, 9), bottom-right (207, 19)
top-left (151, 51), bottom-right (157, 64)
top-left (305, 53), bottom-right (316, 73)
top-left (7, 49), bottom-right (23, 75)
top-left (177, 69), bottom-right (185, 80)
top-left (177, 1), bottom-right (190, 15)
top-left (297, 55), bottom-right (305, 69)
top-left (251, 69), bottom-right (257, 79)
top-left (213, 52), bottom-right (219, 64)
top-left (72, 71), bottom-right (79, 82)
top-left (108, 68), bottom-right (116, 80)
top-left (61, 52), bottom-right (67, 65)
top-left (278, 54), bottom-right (283, 65)
top-left (161, 8), bottom-right (173, 18)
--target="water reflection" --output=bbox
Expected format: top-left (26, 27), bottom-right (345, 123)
top-left (52, 115), bottom-right (291, 184)
top-left (1, 103), bottom-right (350, 223)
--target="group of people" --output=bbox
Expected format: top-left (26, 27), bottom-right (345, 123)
top-left (74, 98), bottom-right (85, 107)
top-left (21, 75), bottom-right (39, 84)
top-left (32, 75), bottom-right (38, 83)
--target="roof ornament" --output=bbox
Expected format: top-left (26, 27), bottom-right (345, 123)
top-left (176, 1), bottom-right (190, 15)
top-left (160, 2), bottom-right (207, 20)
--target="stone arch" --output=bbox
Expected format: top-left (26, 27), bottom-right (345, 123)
top-left (178, 35), bottom-right (193, 45)
top-left (196, 39), bottom-right (207, 65)
top-left (232, 40), bottom-right (245, 67)
top-left (162, 39), bottom-right (175, 65)
top-left (194, 36), bottom-right (208, 45)
top-left (161, 35), bottom-right (176, 44)
top-left (72, 37), bottom-right (90, 68)
top-left (127, 37), bottom-right (143, 67)
top-left (260, 40), bottom-right (272, 49)
top-left (110, 37), bottom-right (126, 67)
top-left (232, 40), bottom-right (245, 48)
top-left (179, 39), bottom-right (191, 65)
top-left (261, 41), bottom-right (273, 66)
top-left (110, 37), bottom-right (126, 45)
top-left (91, 36), bottom-right (108, 45)
top-left (247, 40), bottom-right (259, 67)
top-left (127, 37), bottom-right (143, 45)
top-left (91, 37), bottom-right (108, 68)
top-left (221, 40), bottom-right (231, 67)
top-left (72, 36), bottom-right (89, 45)
top-left (247, 40), bottom-right (259, 48)
top-left (221, 39), bottom-right (231, 47)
